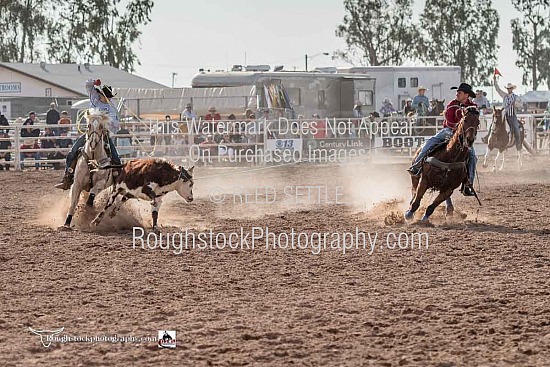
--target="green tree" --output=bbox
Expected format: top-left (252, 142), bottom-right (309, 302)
top-left (417, 0), bottom-right (499, 86)
top-left (511, 0), bottom-right (550, 90)
top-left (336, 0), bottom-right (419, 66)
top-left (47, 0), bottom-right (154, 72)
top-left (0, 0), bottom-right (51, 62)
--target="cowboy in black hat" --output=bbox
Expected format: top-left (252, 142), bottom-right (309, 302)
top-left (54, 79), bottom-right (122, 190)
top-left (407, 82), bottom-right (479, 196)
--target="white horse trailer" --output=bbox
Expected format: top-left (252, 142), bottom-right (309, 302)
top-left (191, 71), bottom-right (376, 118)
top-left (333, 66), bottom-right (461, 111)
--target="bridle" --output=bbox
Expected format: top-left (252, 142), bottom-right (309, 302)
top-left (86, 116), bottom-right (105, 153)
top-left (457, 106), bottom-right (480, 148)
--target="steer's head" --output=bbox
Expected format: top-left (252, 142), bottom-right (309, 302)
top-left (175, 166), bottom-right (194, 202)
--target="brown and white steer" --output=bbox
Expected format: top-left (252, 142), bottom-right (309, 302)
top-left (91, 158), bottom-right (194, 231)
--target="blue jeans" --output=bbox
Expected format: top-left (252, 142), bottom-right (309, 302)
top-left (412, 127), bottom-right (476, 183)
top-left (20, 152), bottom-right (41, 169)
top-left (505, 114), bottom-right (522, 150)
top-left (64, 134), bottom-right (120, 173)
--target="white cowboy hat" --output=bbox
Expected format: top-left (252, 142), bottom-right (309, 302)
top-left (505, 83), bottom-right (517, 90)
top-left (418, 86), bottom-right (428, 91)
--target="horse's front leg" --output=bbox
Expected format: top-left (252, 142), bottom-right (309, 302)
top-left (405, 179), bottom-right (429, 220)
top-left (421, 189), bottom-right (454, 222)
top-left (498, 150), bottom-right (505, 171)
top-left (492, 150), bottom-right (499, 172)
top-left (63, 181), bottom-right (82, 229)
top-left (517, 148), bottom-right (522, 170)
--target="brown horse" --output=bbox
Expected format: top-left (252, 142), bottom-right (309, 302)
top-left (405, 106), bottom-right (480, 222)
top-left (482, 106), bottom-right (524, 171)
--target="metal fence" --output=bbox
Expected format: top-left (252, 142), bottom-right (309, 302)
top-left (0, 114), bottom-right (547, 171)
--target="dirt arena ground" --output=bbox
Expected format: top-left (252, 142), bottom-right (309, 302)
top-left (1, 157), bottom-right (549, 366)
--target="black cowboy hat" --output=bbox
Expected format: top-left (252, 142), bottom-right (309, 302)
top-left (95, 85), bottom-right (116, 98)
top-left (450, 83), bottom-right (476, 98)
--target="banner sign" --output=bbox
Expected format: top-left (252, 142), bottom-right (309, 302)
top-left (0, 83), bottom-right (21, 93)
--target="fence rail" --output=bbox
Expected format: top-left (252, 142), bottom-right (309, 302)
top-left (0, 114), bottom-right (548, 171)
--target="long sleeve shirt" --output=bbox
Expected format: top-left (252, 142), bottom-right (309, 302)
top-left (494, 83), bottom-right (521, 117)
top-left (86, 79), bottom-right (120, 134)
top-left (443, 99), bottom-right (477, 130)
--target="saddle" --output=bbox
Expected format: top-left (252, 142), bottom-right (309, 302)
top-left (422, 138), bottom-right (468, 172)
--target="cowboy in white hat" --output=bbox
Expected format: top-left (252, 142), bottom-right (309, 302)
top-left (493, 75), bottom-right (522, 150)
top-left (412, 86), bottom-right (430, 116)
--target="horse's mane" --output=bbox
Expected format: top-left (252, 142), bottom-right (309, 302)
top-left (446, 112), bottom-right (477, 150)
top-left (86, 108), bottom-right (109, 120)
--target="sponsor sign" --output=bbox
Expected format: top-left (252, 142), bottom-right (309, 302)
top-left (0, 82), bottom-right (21, 93)
top-left (266, 138), bottom-right (303, 152)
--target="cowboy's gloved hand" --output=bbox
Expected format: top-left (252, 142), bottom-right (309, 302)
top-left (94, 79), bottom-right (102, 86)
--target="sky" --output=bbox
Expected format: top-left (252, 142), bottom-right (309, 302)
top-left (132, 0), bottom-right (537, 95)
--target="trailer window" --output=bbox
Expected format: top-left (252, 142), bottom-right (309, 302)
top-left (410, 78), bottom-right (418, 88)
top-left (358, 90), bottom-right (373, 106)
top-left (398, 78), bottom-right (406, 88)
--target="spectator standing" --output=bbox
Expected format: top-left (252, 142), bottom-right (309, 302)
top-left (46, 102), bottom-right (60, 125)
top-left (0, 111), bottom-right (8, 133)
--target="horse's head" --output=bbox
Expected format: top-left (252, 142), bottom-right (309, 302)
top-left (457, 106), bottom-right (480, 148)
top-left (492, 106), bottom-right (504, 127)
top-left (175, 166), bottom-right (194, 202)
top-left (85, 109), bottom-right (109, 149)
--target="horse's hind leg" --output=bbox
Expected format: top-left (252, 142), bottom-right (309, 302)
top-left (421, 189), bottom-right (454, 222)
top-left (445, 197), bottom-right (454, 218)
top-left (482, 147), bottom-right (491, 168)
top-left (405, 180), bottom-right (429, 220)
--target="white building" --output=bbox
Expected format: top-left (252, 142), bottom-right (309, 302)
top-left (0, 62), bottom-right (167, 119)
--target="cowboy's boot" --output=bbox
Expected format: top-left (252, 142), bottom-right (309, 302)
top-left (461, 181), bottom-right (475, 197)
top-left (54, 159), bottom-right (77, 190)
top-left (54, 169), bottom-right (74, 190)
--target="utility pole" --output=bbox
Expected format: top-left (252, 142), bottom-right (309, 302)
top-left (305, 52), bottom-right (329, 72)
